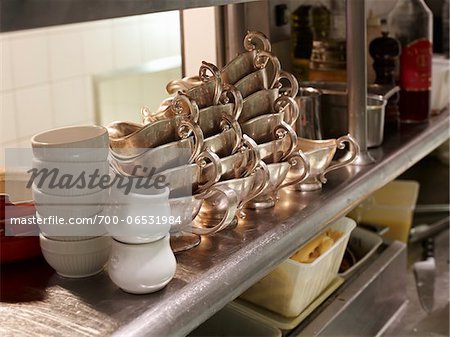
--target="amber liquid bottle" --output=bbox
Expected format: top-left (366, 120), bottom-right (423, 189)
top-left (388, 0), bottom-right (433, 123)
top-left (291, 3), bottom-right (314, 80)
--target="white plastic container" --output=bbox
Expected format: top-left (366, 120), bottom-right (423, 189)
top-left (240, 217), bottom-right (356, 317)
top-left (347, 180), bottom-right (419, 242)
top-left (338, 226), bottom-right (383, 278)
top-left (231, 277), bottom-right (344, 334)
top-left (189, 305), bottom-right (282, 337)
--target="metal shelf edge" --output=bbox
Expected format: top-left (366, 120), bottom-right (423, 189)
top-left (113, 113), bottom-right (449, 337)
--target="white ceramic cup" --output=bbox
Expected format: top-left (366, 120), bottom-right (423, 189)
top-left (31, 158), bottom-right (109, 196)
top-left (36, 211), bottom-right (107, 239)
top-left (31, 125), bottom-right (109, 162)
top-left (39, 234), bottom-right (111, 278)
top-left (107, 235), bottom-right (176, 294)
top-left (32, 184), bottom-right (108, 219)
top-left (105, 180), bottom-right (171, 244)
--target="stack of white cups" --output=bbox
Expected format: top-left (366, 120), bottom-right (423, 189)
top-left (31, 126), bottom-right (111, 278)
top-left (105, 179), bottom-right (176, 294)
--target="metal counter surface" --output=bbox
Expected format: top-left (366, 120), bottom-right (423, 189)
top-left (1, 112), bottom-right (449, 337)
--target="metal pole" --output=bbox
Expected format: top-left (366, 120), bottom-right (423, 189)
top-left (346, 0), bottom-right (375, 165)
top-left (223, 3), bottom-right (246, 63)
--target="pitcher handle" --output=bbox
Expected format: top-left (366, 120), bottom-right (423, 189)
top-left (244, 31), bottom-right (272, 52)
top-left (199, 61), bottom-right (222, 105)
top-left (319, 134), bottom-right (360, 184)
top-left (274, 121), bottom-right (298, 161)
top-left (220, 113), bottom-right (243, 155)
top-left (278, 150), bottom-right (310, 189)
top-left (220, 83), bottom-right (243, 120)
top-left (191, 186), bottom-right (239, 235)
top-left (178, 121), bottom-right (205, 163)
top-left (240, 135), bottom-right (261, 177)
top-left (196, 149), bottom-right (223, 194)
top-left (276, 70), bottom-right (299, 98)
top-left (274, 95), bottom-right (299, 127)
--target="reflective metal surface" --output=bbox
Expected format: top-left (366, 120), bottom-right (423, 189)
top-left (0, 113), bottom-right (448, 336)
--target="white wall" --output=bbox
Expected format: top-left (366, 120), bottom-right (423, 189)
top-left (0, 11), bottom-right (181, 165)
top-left (182, 7), bottom-right (217, 76)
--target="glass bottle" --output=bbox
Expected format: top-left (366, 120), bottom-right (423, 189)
top-left (369, 20), bottom-right (401, 131)
top-left (291, 1), bottom-right (314, 81)
top-left (443, 0), bottom-right (449, 58)
top-left (291, 1), bottom-right (330, 81)
top-left (388, 0), bottom-right (433, 123)
top-left (310, 3), bottom-right (330, 41)
top-left (367, 10), bottom-right (382, 84)
top-left (329, 0), bottom-right (346, 41)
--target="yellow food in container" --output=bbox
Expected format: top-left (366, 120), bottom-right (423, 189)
top-left (240, 217), bottom-right (355, 317)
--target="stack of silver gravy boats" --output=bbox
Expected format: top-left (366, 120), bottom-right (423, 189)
top-left (106, 31), bottom-right (360, 253)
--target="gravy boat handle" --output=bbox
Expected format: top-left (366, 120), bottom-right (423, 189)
top-left (240, 135), bottom-right (261, 177)
top-left (191, 185), bottom-right (239, 235)
top-left (179, 121), bottom-right (204, 164)
top-left (319, 134), bottom-right (360, 184)
top-left (244, 31), bottom-right (272, 52)
top-left (199, 61), bottom-right (223, 106)
top-left (278, 150), bottom-right (310, 189)
top-left (241, 160), bottom-right (270, 213)
top-left (195, 149), bottom-right (223, 195)
top-left (275, 121), bottom-right (298, 161)
top-left (276, 70), bottom-right (299, 99)
top-left (274, 95), bottom-right (299, 127)
top-left (220, 83), bottom-right (243, 120)
top-left (220, 113), bottom-right (243, 155)
top-left (171, 93), bottom-right (200, 123)
top-left (254, 51), bottom-right (281, 89)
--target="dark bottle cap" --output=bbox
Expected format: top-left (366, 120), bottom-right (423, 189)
top-left (369, 20), bottom-right (401, 85)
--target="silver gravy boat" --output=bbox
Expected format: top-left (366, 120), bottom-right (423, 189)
top-left (285, 135), bottom-right (359, 191)
top-left (245, 150), bottom-right (309, 209)
top-left (255, 121), bottom-right (298, 164)
top-left (108, 119), bottom-right (203, 160)
top-left (169, 184), bottom-right (239, 253)
top-left (202, 135), bottom-right (260, 181)
top-left (166, 61), bottom-right (222, 108)
top-left (221, 31), bottom-right (276, 86)
top-left (240, 90), bottom-right (299, 126)
top-left (197, 160), bottom-right (270, 229)
top-left (202, 114), bottom-right (243, 158)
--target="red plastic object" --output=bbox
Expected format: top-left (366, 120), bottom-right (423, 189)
top-left (1, 194), bottom-right (42, 264)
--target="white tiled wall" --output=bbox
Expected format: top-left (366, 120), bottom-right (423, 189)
top-left (0, 11), bottom-right (181, 165)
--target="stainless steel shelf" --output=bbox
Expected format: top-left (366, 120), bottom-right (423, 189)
top-left (0, 0), bottom-right (257, 32)
top-left (1, 112), bottom-right (448, 337)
